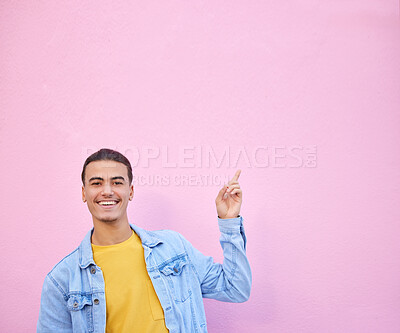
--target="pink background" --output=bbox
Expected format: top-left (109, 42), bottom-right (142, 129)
top-left (1, 1), bottom-right (400, 332)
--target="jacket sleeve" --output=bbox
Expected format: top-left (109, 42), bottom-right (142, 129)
top-left (178, 216), bottom-right (252, 302)
top-left (37, 274), bottom-right (73, 333)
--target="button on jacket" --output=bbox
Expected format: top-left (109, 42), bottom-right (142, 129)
top-left (37, 216), bottom-right (252, 332)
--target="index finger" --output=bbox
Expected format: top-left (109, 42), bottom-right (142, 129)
top-left (231, 169), bottom-right (241, 182)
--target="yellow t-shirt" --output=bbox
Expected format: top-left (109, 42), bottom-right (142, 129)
top-left (92, 231), bottom-right (169, 333)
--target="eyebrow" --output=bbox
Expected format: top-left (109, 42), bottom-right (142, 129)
top-left (88, 176), bottom-right (126, 182)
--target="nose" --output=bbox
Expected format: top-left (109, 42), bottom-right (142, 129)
top-left (101, 183), bottom-right (114, 196)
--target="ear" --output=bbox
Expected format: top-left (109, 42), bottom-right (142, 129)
top-left (129, 184), bottom-right (134, 201)
top-left (82, 185), bottom-right (86, 203)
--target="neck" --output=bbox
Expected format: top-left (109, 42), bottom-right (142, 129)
top-left (91, 217), bottom-right (133, 246)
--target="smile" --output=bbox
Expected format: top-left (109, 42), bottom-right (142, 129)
top-left (97, 200), bottom-right (120, 208)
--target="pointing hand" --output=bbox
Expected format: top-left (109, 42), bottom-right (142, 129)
top-left (215, 170), bottom-right (242, 219)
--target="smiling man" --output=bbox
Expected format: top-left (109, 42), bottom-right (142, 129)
top-left (37, 148), bottom-right (252, 333)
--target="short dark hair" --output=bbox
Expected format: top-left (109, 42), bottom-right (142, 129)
top-left (81, 148), bottom-right (133, 185)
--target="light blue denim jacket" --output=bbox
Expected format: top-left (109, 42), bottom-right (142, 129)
top-left (37, 216), bottom-right (251, 332)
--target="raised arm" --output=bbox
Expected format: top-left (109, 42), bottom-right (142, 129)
top-left (179, 170), bottom-right (251, 302)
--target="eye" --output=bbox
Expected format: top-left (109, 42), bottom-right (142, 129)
top-left (114, 182), bottom-right (123, 185)
top-left (91, 182), bottom-right (101, 186)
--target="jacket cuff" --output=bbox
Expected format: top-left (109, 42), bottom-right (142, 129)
top-left (218, 215), bottom-right (243, 233)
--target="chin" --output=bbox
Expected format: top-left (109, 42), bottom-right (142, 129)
top-left (98, 216), bottom-right (119, 223)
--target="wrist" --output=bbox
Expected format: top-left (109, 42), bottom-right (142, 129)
top-left (218, 215), bottom-right (240, 219)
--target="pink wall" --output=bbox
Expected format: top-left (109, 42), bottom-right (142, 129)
top-left (1, 1), bottom-right (399, 332)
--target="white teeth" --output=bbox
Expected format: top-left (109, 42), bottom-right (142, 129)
top-left (98, 201), bottom-right (118, 206)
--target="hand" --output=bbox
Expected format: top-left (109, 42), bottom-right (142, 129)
top-left (215, 170), bottom-right (242, 219)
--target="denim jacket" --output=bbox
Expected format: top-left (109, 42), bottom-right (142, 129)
top-left (37, 216), bottom-right (252, 332)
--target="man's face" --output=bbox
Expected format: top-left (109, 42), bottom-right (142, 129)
top-left (82, 160), bottom-right (134, 224)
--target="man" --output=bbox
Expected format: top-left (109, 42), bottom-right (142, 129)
top-left (37, 148), bottom-right (251, 332)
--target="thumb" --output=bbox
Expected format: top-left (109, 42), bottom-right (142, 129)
top-left (216, 184), bottom-right (228, 202)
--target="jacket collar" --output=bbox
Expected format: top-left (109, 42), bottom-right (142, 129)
top-left (79, 223), bottom-right (163, 269)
